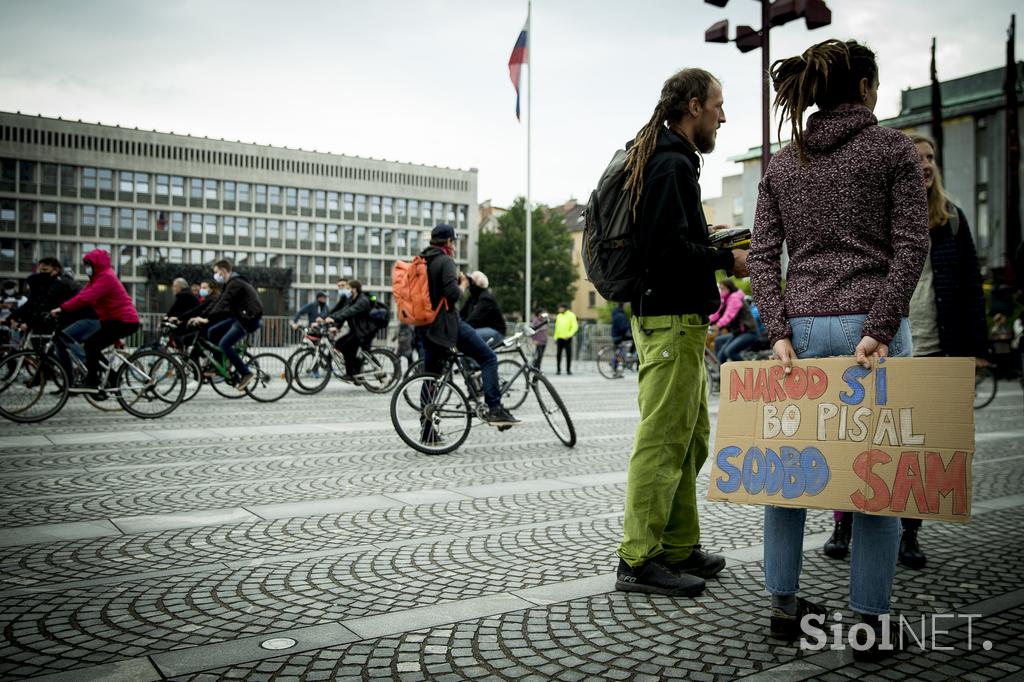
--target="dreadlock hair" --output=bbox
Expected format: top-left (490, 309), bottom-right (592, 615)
top-left (908, 133), bottom-right (952, 229)
top-left (624, 68), bottom-right (718, 218)
top-left (770, 39), bottom-right (878, 163)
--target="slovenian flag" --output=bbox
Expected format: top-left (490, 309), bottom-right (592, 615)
top-left (508, 17), bottom-right (528, 121)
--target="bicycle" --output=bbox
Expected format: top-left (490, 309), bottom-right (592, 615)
top-left (288, 323), bottom-right (400, 394)
top-left (973, 362), bottom-right (997, 409)
top-left (704, 345), bottom-right (721, 396)
top-left (390, 324), bottom-right (576, 455)
top-left (596, 340), bottom-right (638, 379)
top-left (0, 329), bottom-right (187, 422)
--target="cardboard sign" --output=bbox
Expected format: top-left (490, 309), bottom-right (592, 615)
top-left (707, 357), bottom-right (975, 523)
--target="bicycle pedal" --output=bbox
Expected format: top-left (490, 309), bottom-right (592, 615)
top-left (497, 425), bottom-right (512, 432)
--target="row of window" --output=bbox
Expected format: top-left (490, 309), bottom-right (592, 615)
top-left (1, 159), bottom-right (470, 225)
top-left (1, 201), bottom-right (470, 259)
top-left (0, 122), bottom-right (471, 192)
top-left (0, 238), bottom-right (451, 292)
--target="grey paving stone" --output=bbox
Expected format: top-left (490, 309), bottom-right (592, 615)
top-left (0, 519), bottom-right (122, 548)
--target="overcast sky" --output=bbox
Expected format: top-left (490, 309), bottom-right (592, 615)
top-left (1, 0), bottom-right (1021, 208)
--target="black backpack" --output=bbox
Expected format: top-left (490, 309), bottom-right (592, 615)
top-left (368, 296), bottom-right (390, 330)
top-left (582, 148), bottom-right (642, 303)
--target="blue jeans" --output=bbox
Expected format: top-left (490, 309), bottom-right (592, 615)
top-left (475, 327), bottom-right (504, 347)
top-left (207, 318), bottom-right (258, 378)
top-left (763, 314), bottom-right (912, 615)
top-left (424, 319), bottom-right (501, 408)
top-left (715, 330), bottom-right (758, 363)
top-left (56, 318), bottom-right (101, 379)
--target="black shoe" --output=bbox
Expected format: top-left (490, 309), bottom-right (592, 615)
top-left (666, 545), bottom-right (726, 579)
top-left (823, 514), bottom-right (852, 560)
top-left (769, 597), bottom-right (828, 641)
top-left (852, 614), bottom-right (900, 663)
top-left (615, 558), bottom-right (705, 597)
top-left (898, 528), bottom-right (927, 569)
top-left (485, 405), bottom-right (521, 427)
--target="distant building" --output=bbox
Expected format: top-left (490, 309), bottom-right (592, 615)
top-left (728, 61), bottom-right (1024, 275)
top-left (478, 199), bottom-right (507, 235)
top-left (0, 111), bottom-right (478, 314)
top-left (546, 199), bottom-right (602, 322)
top-left (702, 172), bottom-right (745, 228)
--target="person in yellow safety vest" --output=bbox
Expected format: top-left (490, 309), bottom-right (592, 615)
top-left (553, 303), bottom-right (579, 375)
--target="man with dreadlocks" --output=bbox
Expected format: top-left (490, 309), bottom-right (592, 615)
top-left (614, 68), bottom-right (748, 598)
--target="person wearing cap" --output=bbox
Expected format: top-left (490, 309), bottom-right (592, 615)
top-left (421, 224), bottom-right (520, 435)
top-left (461, 270), bottom-right (506, 346)
top-left (291, 291), bottom-right (330, 330)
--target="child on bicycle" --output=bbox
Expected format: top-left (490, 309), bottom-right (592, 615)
top-left (51, 249), bottom-right (140, 393)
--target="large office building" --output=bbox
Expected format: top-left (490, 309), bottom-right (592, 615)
top-left (0, 111), bottom-right (478, 315)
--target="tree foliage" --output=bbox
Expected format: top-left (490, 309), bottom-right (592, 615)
top-left (478, 197), bottom-right (577, 318)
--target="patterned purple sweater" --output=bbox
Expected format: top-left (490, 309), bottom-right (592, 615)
top-left (748, 104), bottom-right (929, 346)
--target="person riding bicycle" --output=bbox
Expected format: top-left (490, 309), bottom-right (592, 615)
top-left (422, 224), bottom-right (519, 429)
top-left (461, 270), bottom-right (506, 346)
top-left (320, 277), bottom-right (352, 324)
top-left (324, 279), bottom-right (377, 382)
top-left (291, 291), bottom-right (330, 331)
top-left (11, 257), bottom-right (80, 336)
top-left (51, 249), bottom-right (140, 393)
top-left (187, 259), bottom-right (263, 392)
top-left (608, 303), bottom-right (634, 377)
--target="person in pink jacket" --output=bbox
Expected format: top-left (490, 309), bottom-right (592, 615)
top-left (51, 249), bottom-right (140, 392)
top-left (708, 279), bottom-right (758, 363)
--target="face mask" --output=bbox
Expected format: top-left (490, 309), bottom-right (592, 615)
top-left (338, 289), bottom-right (351, 299)
top-left (213, 272), bottom-right (225, 284)
top-left (199, 288), bottom-right (209, 297)
top-left (84, 267), bottom-right (93, 277)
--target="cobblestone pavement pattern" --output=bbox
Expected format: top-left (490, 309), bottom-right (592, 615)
top-left (1, 359), bottom-right (1022, 681)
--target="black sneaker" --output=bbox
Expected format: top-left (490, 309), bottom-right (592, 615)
top-left (485, 405), bottom-right (521, 427)
top-left (666, 545), bottom-right (726, 579)
top-left (769, 597), bottom-right (828, 641)
top-left (898, 529), bottom-right (927, 569)
top-left (823, 514), bottom-right (852, 560)
top-left (615, 558), bottom-right (705, 597)
top-left (852, 615), bottom-right (900, 663)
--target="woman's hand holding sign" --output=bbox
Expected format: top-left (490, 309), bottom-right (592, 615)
top-left (854, 336), bottom-right (888, 369)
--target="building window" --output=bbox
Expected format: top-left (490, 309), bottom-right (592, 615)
top-left (355, 194), bottom-right (367, 215)
top-left (328, 192), bottom-right (339, 211)
top-left (156, 174), bottom-right (169, 196)
top-left (190, 214), bottom-right (203, 234)
top-left (327, 224), bottom-right (338, 243)
top-left (237, 182), bottom-right (251, 203)
top-left (98, 169), bottom-right (113, 191)
top-left (315, 191), bottom-right (326, 210)
top-left (286, 187), bottom-right (297, 208)
top-left (285, 220), bottom-right (297, 240)
top-left (371, 196), bottom-right (381, 216)
top-left (343, 225), bottom-right (354, 251)
top-left (237, 217), bottom-right (249, 238)
top-left (255, 184), bottom-right (267, 206)
top-left (223, 181), bottom-right (236, 202)
top-left (268, 219), bottom-right (281, 239)
top-left (298, 188), bottom-right (310, 209)
top-left (223, 216), bottom-right (235, 236)
top-left (315, 223), bottom-right (326, 243)
top-left (204, 214), bottom-right (217, 236)
top-left (343, 193), bottom-right (354, 212)
top-left (255, 218), bottom-right (267, 239)
top-left (397, 198), bottom-right (407, 221)
top-left (171, 176), bottom-right (184, 197)
top-left (98, 206), bottom-right (113, 228)
top-left (135, 173), bottom-right (149, 194)
top-left (82, 167), bottom-right (97, 190)
top-left (383, 197), bottom-right (393, 217)
top-left (408, 199), bottom-right (419, 221)
top-left (171, 212), bottom-right (184, 233)
top-left (41, 203), bottom-right (57, 224)
top-left (190, 178), bottom-right (203, 199)
top-left (1, 201), bottom-right (16, 222)
top-left (269, 185), bottom-right (281, 206)
top-left (204, 179), bottom-right (217, 200)
top-left (588, 292), bottom-right (596, 308)
top-left (421, 201), bottom-right (431, 220)
top-left (82, 205), bottom-right (96, 227)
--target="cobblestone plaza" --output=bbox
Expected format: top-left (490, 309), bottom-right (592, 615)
top-left (1, 367), bottom-right (1022, 681)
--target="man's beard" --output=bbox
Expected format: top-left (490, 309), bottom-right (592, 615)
top-left (694, 126), bottom-right (716, 154)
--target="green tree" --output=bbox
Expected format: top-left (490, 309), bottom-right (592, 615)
top-left (479, 197), bottom-right (577, 318)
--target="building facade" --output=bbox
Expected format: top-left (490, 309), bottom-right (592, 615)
top-left (0, 111), bottom-right (478, 315)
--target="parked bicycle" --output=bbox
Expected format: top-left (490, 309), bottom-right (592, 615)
top-left (288, 323), bottom-right (399, 394)
top-left (390, 324), bottom-right (576, 455)
top-left (974, 362), bottom-right (997, 409)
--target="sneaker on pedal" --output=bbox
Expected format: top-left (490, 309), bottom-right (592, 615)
top-left (615, 558), bottom-right (705, 597)
top-left (236, 372), bottom-right (256, 392)
top-left (484, 405), bottom-right (520, 426)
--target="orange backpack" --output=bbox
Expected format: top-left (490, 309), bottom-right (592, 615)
top-left (391, 256), bottom-right (447, 326)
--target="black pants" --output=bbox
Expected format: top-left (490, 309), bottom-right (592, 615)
top-left (556, 338), bottom-right (572, 373)
top-left (336, 332), bottom-right (369, 376)
top-left (533, 343), bottom-right (546, 370)
top-left (84, 320), bottom-right (140, 384)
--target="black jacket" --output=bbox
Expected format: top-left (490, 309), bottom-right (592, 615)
top-left (326, 295), bottom-right (350, 318)
top-left (206, 274), bottom-right (263, 329)
top-left (462, 286), bottom-right (506, 335)
top-left (332, 292), bottom-right (377, 342)
top-left (11, 272), bottom-right (81, 330)
top-left (423, 246), bottom-right (461, 347)
top-left (930, 205), bottom-right (987, 357)
top-left (167, 290), bottom-right (201, 320)
top-left (629, 127), bottom-right (735, 317)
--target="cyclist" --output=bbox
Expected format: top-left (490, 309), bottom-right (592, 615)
top-left (51, 249), bottom-right (140, 393)
top-left (610, 303), bottom-right (634, 376)
top-left (320, 277), bottom-right (352, 324)
top-left (324, 279), bottom-right (376, 381)
top-left (291, 291), bottom-right (330, 331)
top-left (461, 270), bottom-right (506, 346)
top-left (421, 224), bottom-right (519, 430)
top-left (11, 257), bottom-right (80, 335)
top-left (166, 277), bottom-right (200, 320)
top-left (187, 259), bottom-right (263, 391)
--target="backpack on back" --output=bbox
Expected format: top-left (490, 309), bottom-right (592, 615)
top-left (367, 295), bottom-right (390, 330)
top-left (582, 148), bottom-right (642, 303)
top-left (391, 257), bottom-right (446, 326)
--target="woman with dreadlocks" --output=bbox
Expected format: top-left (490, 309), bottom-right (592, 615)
top-left (747, 39), bottom-right (928, 661)
top-left (614, 68), bottom-right (748, 599)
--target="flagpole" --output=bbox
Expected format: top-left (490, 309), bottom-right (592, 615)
top-left (524, 0), bottom-right (533, 322)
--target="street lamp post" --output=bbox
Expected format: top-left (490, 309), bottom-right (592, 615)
top-left (704, 0), bottom-right (832, 176)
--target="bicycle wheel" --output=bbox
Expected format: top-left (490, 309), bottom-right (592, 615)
top-left (497, 359), bottom-right (529, 409)
top-left (360, 348), bottom-right (400, 393)
top-left (704, 352), bottom-right (721, 396)
top-left (596, 346), bottom-right (620, 379)
top-left (289, 348), bottom-right (332, 395)
top-left (391, 373), bottom-right (472, 455)
top-left (208, 362), bottom-right (247, 399)
top-left (0, 351), bottom-right (69, 423)
top-left (116, 349), bottom-right (186, 418)
top-left (528, 371), bottom-right (576, 447)
top-left (973, 366), bottom-right (997, 409)
top-left (181, 358), bottom-right (203, 402)
top-left (245, 352), bottom-right (292, 402)
top-left (402, 358), bottom-right (426, 382)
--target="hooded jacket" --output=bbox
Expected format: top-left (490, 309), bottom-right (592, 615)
top-left (748, 104), bottom-right (928, 346)
top-left (629, 127), bottom-right (736, 317)
top-left (60, 249), bottom-right (139, 323)
top-left (205, 272), bottom-right (263, 329)
top-left (422, 245), bottom-right (461, 348)
top-left (462, 285), bottom-right (506, 335)
top-left (332, 292), bottom-right (377, 342)
top-left (12, 270), bottom-right (81, 330)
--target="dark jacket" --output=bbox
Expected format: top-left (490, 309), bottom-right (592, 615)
top-left (462, 286), bottom-right (506, 335)
top-left (11, 271), bottom-right (80, 330)
top-left (611, 306), bottom-right (631, 341)
top-left (293, 299), bottom-right (330, 325)
top-left (167, 290), bottom-right (201, 320)
top-left (423, 246), bottom-right (461, 347)
top-left (629, 127), bottom-right (735, 317)
top-left (206, 273), bottom-right (263, 330)
top-left (326, 295), bottom-right (350, 318)
top-left (930, 205), bottom-right (988, 357)
top-left (332, 292), bottom-right (376, 342)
